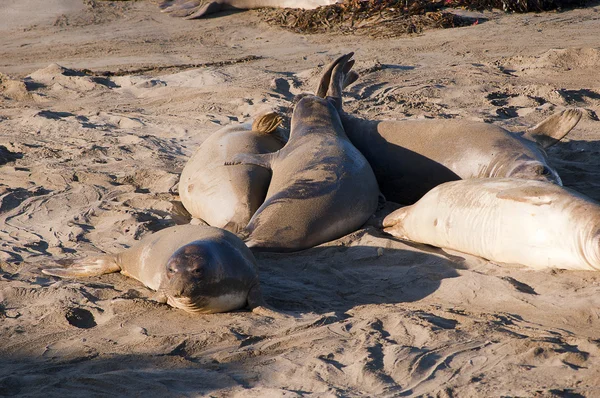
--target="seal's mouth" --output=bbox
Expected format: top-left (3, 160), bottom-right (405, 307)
top-left (161, 289), bottom-right (249, 314)
top-left (164, 293), bottom-right (215, 314)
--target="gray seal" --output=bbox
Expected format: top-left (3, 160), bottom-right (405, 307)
top-left (179, 111), bottom-right (284, 234)
top-left (315, 57), bottom-right (582, 204)
top-left (43, 225), bottom-right (274, 314)
top-left (225, 53), bottom-right (379, 252)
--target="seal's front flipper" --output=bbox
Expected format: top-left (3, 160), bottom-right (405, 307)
top-left (524, 108), bottom-right (582, 148)
top-left (252, 111), bottom-right (283, 134)
top-left (224, 152), bottom-right (275, 170)
top-left (42, 255), bottom-right (120, 278)
top-left (247, 284), bottom-right (293, 319)
top-left (190, 217), bottom-right (209, 226)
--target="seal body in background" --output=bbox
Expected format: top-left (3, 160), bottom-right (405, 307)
top-left (179, 111), bottom-right (284, 234)
top-left (383, 178), bottom-right (600, 271)
top-left (314, 56), bottom-right (582, 205)
top-left (339, 110), bottom-right (581, 204)
top-left (159, 0), bottom-right (340, 19)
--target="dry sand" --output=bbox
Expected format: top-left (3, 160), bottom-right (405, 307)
top-left (1, 1), bottom-right (600, 396)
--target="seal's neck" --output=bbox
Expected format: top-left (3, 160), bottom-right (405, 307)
top-left (581, 228), bottom-right (600, 271)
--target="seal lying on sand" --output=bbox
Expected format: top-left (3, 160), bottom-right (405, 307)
top-left (226, 53), bottom-right (379, 252)
top-left (43, 225), bottom-right (274, 314)
top-left (315, 58), bottom-right (582, 204)
top-left (383, 178), bottom-right (600, 271)
top-left (159, 0), bottom-right (339, 19)
top-left (179, 111), bottom-right (284, 234)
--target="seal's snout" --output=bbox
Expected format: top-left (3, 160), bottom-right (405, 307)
top-left (166, 254), bottom-right (203, 276)
top-left (164, 243), bottom-right (212, 298)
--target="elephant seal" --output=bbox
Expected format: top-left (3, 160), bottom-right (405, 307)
top-left (179, 111), bottom-right (285, 234)
top-left (159, 0), bottom-right (339, 19)
top-left (315, 58), bottom-right (582, 204)
top-left (226, 53), bottom-right (379, 252)
top-left (383, 178), bottom-right (600, 271)
top-left (43, 225), bottom-right (274, 314)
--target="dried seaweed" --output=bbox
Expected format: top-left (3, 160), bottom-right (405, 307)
top-left (256, 0), bottom-right (589, 37)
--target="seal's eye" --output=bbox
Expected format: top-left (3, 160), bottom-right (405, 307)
top-left (540, 167), bottom-right (551, 176)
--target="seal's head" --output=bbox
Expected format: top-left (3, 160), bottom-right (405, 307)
top-left (160, 241), bottom-right (251, 314)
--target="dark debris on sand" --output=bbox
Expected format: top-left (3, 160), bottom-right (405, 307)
top-left (255, 0), bottom-right (590, 37)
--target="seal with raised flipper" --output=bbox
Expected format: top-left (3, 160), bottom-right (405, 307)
top-left (179, 111), bottom-right (284, 234)
top-left (315, 57), bottom-right (582, 204)
top-left (225, 53), bottom-right (379, 252)
top-left (159, 0), bottom-right (339, 19)
top-left (43, 225), bottom-right (276, 314)
top-left (383, 178), bottom-right (600, 271)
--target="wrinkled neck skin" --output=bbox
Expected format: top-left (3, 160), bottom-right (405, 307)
top-left (570, 200), bottom-right (600, 271)
top-left (579, 227), bottom-right (600, 271)
top-left (483, 135), bottom-right (561, 184)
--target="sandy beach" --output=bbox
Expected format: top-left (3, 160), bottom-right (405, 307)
top-left (1, 1), bottom-right (600, 396)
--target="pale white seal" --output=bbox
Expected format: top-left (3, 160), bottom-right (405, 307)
top-left (383, 178), bottom-right (600, 271)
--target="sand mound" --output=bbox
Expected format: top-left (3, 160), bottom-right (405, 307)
top-left (28, 63), bottom-right (117, 95)
top-left (501, 47), bottom-right (600, 74)
top-left (0, 73), bottom-right (31, 102)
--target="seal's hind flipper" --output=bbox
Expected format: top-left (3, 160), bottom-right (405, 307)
top-left (327, 52), bottom-right (354, 110)
top-left (316, 53), bottom-right (358, 98)
top-left (343, 70), bottom-right (359, 88)
top-left (524, 109), bottom-right (582, 148)
top-left (224, 152), bottom-right (275, 170)
top-left (42, 255), bottom-right (120, 278)
top-left (252, 111), bottom-right (282, 134)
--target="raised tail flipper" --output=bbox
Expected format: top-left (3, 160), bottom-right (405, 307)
top-left (523, 108), bottom-right (582, 148)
